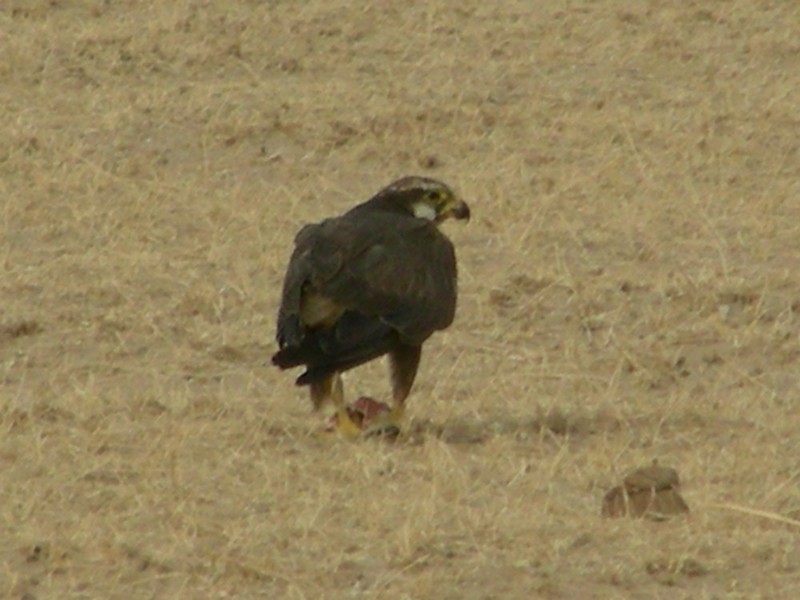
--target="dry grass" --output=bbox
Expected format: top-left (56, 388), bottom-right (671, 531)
top-left (2, 1), bottom-right (800, 598)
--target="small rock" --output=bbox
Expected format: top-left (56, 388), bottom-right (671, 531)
top-left (602, 461), bottom-right (690, 519)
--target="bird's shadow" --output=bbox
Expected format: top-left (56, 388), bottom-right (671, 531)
top-left (401, 409), bottom-right (587, 446)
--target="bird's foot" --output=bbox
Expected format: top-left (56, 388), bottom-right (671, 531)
top-left (323, 397), bottom-right (396, 438)
top-left (363, 403), bottom-right (404, 439)
top-left (329, 405), bottom-right (363, 438)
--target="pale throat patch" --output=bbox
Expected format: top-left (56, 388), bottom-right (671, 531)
top-left (412, 202), bottom-right (437, 220)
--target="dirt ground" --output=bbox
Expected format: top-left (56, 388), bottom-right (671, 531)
top-left (2, 1), bottom-right (799, 598)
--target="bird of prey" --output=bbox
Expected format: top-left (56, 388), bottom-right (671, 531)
top-left (272, 176), bottom-right (470, 436)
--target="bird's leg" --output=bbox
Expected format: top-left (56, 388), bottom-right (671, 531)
top-left (365, 345), bottom-right (420, 437)
top-left (330, 373), bottom-right (361, 438)
top-left (311, 373), bottom-right (361, 437)
top-left (309, 377), bottom-right (330, 412)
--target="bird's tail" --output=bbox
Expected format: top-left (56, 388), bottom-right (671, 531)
top-left (271, 346), bottom-right (308, 369)
top-left (272, 330), bottom-right (398, 386)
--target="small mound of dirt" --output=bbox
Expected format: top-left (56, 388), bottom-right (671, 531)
top-left (0, 320), bottom-right (41, 341)
top-left (602, 462), bottom-right (690, 520)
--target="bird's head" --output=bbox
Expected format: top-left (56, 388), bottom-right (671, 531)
top-left (381, 176), bottom-right (471, 224)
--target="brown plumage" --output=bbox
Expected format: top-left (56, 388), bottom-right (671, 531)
top-left (272, 176), bottom-right (470, 435)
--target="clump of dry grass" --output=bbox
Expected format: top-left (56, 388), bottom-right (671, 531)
top-left (2, 1), bottom-right (800, 598)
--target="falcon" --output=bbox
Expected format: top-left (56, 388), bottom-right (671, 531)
top-left (272, 176), bottom-right (470, 436)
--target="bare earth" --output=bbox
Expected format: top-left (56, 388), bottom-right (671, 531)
top-left (2, 1), bottom-right (799, 598)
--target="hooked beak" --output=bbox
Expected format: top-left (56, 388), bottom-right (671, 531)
top-left (442, 199), bottom-right (471, 222)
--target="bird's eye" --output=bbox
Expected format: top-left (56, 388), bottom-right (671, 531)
top-left (427, 190), bottom-right (444, 203)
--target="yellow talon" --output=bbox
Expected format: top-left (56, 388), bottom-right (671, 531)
top-left (364, 403), bottom-right (405, 438)
top-left (334, 406), bottom-right (363, 438)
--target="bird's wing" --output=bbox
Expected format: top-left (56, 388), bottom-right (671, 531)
top-left (276, 211), bottom-right (457, 349)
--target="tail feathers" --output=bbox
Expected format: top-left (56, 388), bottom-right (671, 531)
top-left (271, 346), bottom-right (308, 369)
top-left (271, 324), bottom-right (398, 386)
top-left (295, 341), bottom-right (394, 385)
